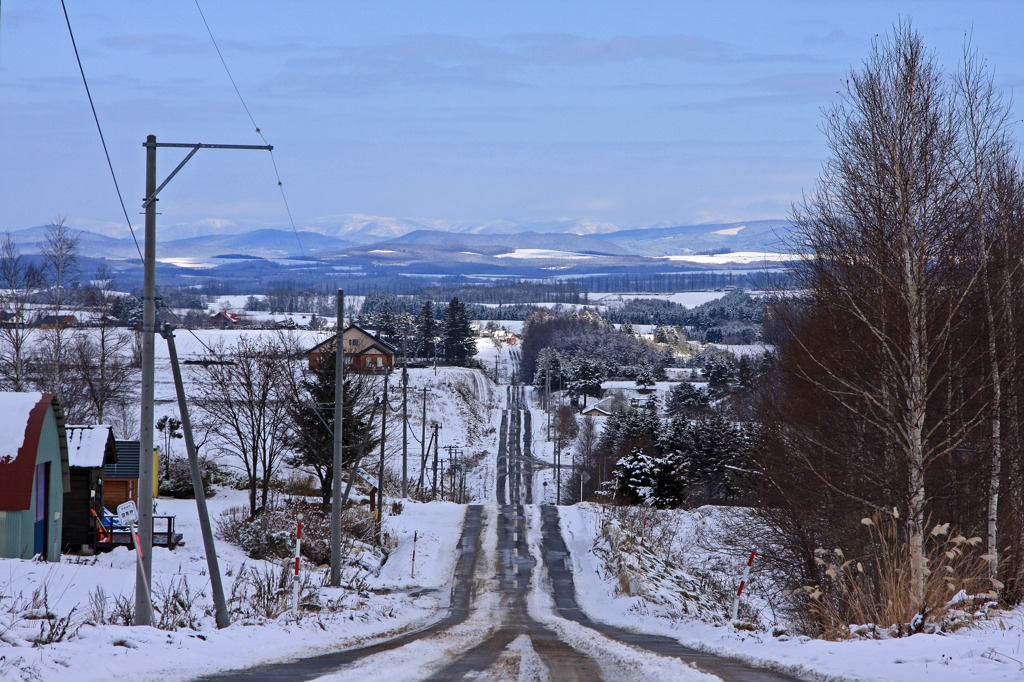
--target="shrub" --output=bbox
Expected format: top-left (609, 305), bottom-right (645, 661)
top-left (159, 455), bottom-right (220, 499)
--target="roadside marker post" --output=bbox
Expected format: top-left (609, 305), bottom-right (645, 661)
top-left (731, 550), bottom-right (757, 622)
top-left (293, 513), bottom-right (304, 619)
top-left (411, 531), bottom-right (418, 579)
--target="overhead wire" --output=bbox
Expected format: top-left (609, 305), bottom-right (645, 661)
top-left (61, 1), bottom-right (222, 357)
top-left (192, 0), bottom-right (309, 263)
top-left (59, 0), bottom-right (144, 263)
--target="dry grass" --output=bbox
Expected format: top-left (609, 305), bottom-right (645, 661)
top-left (800, 511), bottom-right (995, 639)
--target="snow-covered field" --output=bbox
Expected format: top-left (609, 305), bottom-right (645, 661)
top-left (0, 488), bottom-right (468, 682)
top-left (559, 503), bottom-right (1024, 682)
top-left (3, 323), bottom-right (1022, 681)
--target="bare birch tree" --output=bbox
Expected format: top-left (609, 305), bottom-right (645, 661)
top-left (36, 217), bottom-right (80, 396)
top-left (762, 23), bottom-right (1022, 621)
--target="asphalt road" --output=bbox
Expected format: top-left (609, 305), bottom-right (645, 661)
top-left (194, 384), bottom-right (805, 681)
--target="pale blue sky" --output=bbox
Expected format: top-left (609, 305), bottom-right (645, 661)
top-left (3, 2), bottom-right (1024, 238)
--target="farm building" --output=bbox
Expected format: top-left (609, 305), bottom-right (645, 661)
top-left (0, 393), bottom-right (70, 561)
top-left (307, 324), bottom-right (397, 372)
top-left (62, 425), bottom-right (117, 552)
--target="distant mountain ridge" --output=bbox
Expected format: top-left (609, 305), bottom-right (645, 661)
top-left (6, 218), bottom-right (794, 262)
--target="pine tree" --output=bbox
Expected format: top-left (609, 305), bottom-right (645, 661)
top-left (440, 297), bottom-right (476, 363)
top-left (285, 351), bottom-right (379, 506)
top-left (414, 301), bottom-right (436, 359)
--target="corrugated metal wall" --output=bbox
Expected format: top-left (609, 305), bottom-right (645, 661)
top-left (0, 510), bottom-right (27, 558)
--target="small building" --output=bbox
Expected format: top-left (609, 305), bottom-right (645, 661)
top-left (209, 311), bottom-right (239, 329)
top-left (62, 425), bottom-right (117, 552)
top-left (307, 324), bottom-right (397, 372)
top-left (581, 405), bottom-right (612, 418)
top-left (104, 440), bottom-right (142, 510)
top-left (101, 440), bottom-right (179, 551)
top-left (0, 311), bottom-right (25, 328)
top-left (38, 314), bottom-right (77, 329)
top-left (0, 393), bottom-right (70, 561)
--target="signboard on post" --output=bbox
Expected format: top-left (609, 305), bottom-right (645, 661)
top-left (356, 467), bottom-right (380, 490)
top-left (117, 501), bottom-right (138, 526)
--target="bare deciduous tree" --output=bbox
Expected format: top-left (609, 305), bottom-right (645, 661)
top-left (760, 23), bottom-right (1024, 623)
top-left (192, 334), bottom-right (297, 516)
top-left (34, 217), bottom-right (81, 399)
top-left (0, 232), bottom-right (42, 390)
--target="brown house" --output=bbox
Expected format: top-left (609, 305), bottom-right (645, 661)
top-left (307, 324), bottom-right (397, 372)
top-left (62, 425), bottom-right (117, 552)
top-left (209, 311), bottom-right (239, 329)
top-left (38, 314), bottom-right (77, 329)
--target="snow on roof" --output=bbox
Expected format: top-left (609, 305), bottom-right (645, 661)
top-left (65, 425), bottom-right (114, 468)
top-left (0, 392), bottom-right (45, 465)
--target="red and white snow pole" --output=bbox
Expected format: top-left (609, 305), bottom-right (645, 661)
top-left (411, 530), bottom-right (418, 579)
top-left (731, 550), bottom-right (756, 622)
top-left (293, 513), bottom-right (304, 619)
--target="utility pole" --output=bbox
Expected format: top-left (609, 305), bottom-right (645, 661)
top-left (546, 370), bottom-right (551, 441)
top-left (432, 422), bottom-right (441, 498)
top-left (137, 134), bottom-right (157, 627)
top-left (556, 437), bottom-right (562, 505)
top-left (401, 362), bottom-right (409, 498)
top-left (375, 371), bottom-right (389, 547)
top-left (418, 387), bottom-right (428, 496)
top-left (161, 325), bottom-right (229, 628)
top-left (330, 290), bottom-right (344, 586)
top-left (137, 135), bottom-right (270, 626)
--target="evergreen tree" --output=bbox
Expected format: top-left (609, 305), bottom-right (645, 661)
top-left (285, 351), bottom-right (379, 506)
top-left (414, 300), bottom-right (436, 359)
top-left (635, 363), bottom-right (656, 390)
top-left (440, 297), bottom-right (476, 363)
top-left (666, 381), bottom-right (710, 416)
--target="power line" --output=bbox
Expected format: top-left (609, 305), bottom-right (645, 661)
top-left (59, 0), bottom-right (143, 263)
top-left (61, 1), bottom-right (219, 356)
top-left (193, 0), bottom-right (308, 263)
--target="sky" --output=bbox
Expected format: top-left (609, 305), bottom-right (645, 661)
top-left (3, 1), bottom-right (1024, 239)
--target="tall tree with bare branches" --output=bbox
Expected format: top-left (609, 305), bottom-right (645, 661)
top-left (760, 23), bottom-right (1024, 621)
top-left (0, 232), bottom-right (42, 390)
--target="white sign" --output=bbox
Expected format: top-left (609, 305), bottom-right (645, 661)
top-left (356, 467), bottom-right (379, 490)
top-left (117, 501), bottom-right (138, 526)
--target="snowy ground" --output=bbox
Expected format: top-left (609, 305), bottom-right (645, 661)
top-left (0, 489), bottom-right (468, 682)
top-left (559, 503), bottom-right (1024, 682)
top-left (5, 329), bottom-right (1024, 680)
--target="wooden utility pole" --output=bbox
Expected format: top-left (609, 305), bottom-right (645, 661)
top-left (161, 325), bottom-right (229, 628)
top-left (330, 290), bottom-right (344, 586)
top-left (137, 136), bottom-right (271, 626)
top-left (432, 422), bottom-right (441, 498)
top-left (375, 372), bottom-right (389, 546)
top-left (546, 370), bottom-right (551, 441)
top-left (418, 387), bottom-right (428, 495)
top-left (401, 363), bottom-right (409, 498)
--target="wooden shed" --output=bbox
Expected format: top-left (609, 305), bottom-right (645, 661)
top-left (0, 393), bottom-right (70, 562)
top-left (62, 425), bottom-right (117, 552)
top-left (104, 440), bottom-right (141, 509)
